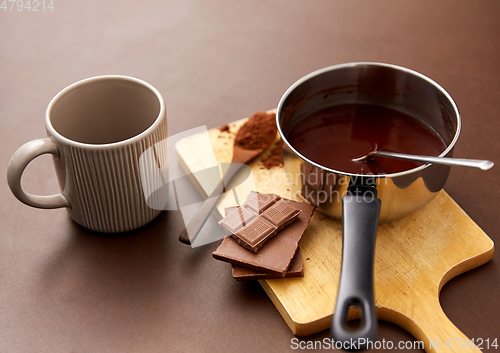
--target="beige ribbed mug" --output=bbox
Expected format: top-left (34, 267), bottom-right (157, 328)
top-left (7, 75), bottom-right (168, 233)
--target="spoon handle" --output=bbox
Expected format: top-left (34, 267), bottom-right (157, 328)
top-left (178, 162), bottom-right (244, 245)
top-left (373, 151), bottom-right (494, 170)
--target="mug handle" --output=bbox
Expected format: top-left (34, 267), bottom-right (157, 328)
top-left (7, 138), bottom-right (70, 209)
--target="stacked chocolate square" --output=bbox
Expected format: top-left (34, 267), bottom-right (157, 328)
top-left (212, 191), bottom-right (315, 280)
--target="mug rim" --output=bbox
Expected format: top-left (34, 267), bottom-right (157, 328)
top-left (276, 62), bottom-right (462, 179)
top-left (45, 75), bottom-right (166, 150)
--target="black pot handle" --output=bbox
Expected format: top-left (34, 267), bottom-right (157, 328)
top-left (331, 183), bottom-right (381, 351)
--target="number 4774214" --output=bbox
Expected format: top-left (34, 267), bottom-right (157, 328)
top-left (1, 0), bottom-right (54, 11)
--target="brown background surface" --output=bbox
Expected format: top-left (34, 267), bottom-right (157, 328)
top-left (1, 1), bottom-right (499, 352)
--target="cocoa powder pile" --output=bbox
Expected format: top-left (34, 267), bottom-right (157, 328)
top-left (262, 143), bottom-right (283, 169)
top-left (234, 111), bottom-right (277, 150)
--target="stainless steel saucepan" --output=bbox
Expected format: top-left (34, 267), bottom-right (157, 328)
top-left (276, 62), bottom-right (462, 350)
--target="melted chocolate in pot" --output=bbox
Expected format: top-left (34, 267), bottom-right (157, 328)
top-left (287, 104), bottom-right (447, 175)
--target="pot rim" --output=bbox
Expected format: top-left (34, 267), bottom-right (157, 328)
top-left (276, 62), bottom-right (461, 179)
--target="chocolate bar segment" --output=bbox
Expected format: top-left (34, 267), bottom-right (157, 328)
top-left (231, 248), bottom-right (304, 281)
top-left (218, 206), bottom-right (257, 235)
top-left (243, 191), bottom-right (281, 214)
top-left (212, 200), bottom-right (315, 276)
top-left (232, 217), bottom-right (277, 253)
top-left (261, 199), bottom-right (301, 230)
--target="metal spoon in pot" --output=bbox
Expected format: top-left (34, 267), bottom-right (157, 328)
top-left (352, 144), bottom-right (494, 170)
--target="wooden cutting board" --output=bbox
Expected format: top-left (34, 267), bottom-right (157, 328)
top-left (176, 115), bottom-right (494, 353)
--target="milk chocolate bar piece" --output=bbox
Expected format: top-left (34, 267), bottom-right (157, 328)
top-left (243, 191), bottom-right (281, 214)
top-left (230, 193), bottom-right (300, 252)
top-left (261, 199), bottom-right (301, 231)
top-left (232, 198), bottom-right (301, 253)
top-left (232, 217), bottom-right (277, 253)
top-left (231, 248), bottom-right (304, 281)
top-left (218, 206), bottom-right (257, 235)
top-left (212, 200), bottom-right (315, 276)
